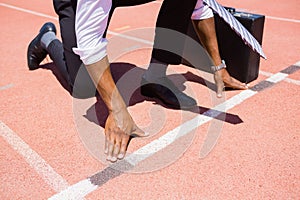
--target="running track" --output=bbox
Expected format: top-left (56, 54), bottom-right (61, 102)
top-left (0, 0), bottom-right (299, 199)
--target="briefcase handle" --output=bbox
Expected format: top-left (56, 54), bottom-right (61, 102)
top-left (224, 6), bottom-right (235, 14)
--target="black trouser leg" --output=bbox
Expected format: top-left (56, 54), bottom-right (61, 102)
top-left (52, 0), bottom-right (155, 97)
top-left (46, 39), bottom-right (71, 85)
top-left (53, 0), bottom-right (79, 86)
top-left (151, 0), bottom-right (198, 64)
top-left (52, 0), bottom-right (96, 98)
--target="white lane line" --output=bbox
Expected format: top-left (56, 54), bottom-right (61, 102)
top-left (0, 121), bottom-right (70, 192)
top-left (126, 90), bottom-right (257, 165)
top-left (266, 72), bottom-right (289, 83)
top-left (2, 2), bottom-right (299, 198)
top-left (295, 61), bottom-right (300, 66)
top-left (49, 61), bottom-right (300, 199)
top-left (49, 89), bottom-right (257, 199)
top-left (0, 83), bottom-right (13, 91)
top-left (107, 30), bottom-right (153, 45)
top-left (266, 16), bottom-right (300, 23)
top-left (3, 2), bottom-right (299, 85)
top-left (260, 70), bottom-right (300, 86)
top-left (1, 2), bottom-right (300, 25)
top-left (149, 1), bottom-right (300, 24)
top-left (284, 78), bottom-right (300, 86)
top-left (0, 3), bottom-right (57, 20)
top-left (259, 70), bottom-right (274, 77)
top-left (1, 2), bottom-right (299, 45)
top-left (0, 2), bottom-right (152, 45)
top-left (49, 179), bottom-right (97, 200)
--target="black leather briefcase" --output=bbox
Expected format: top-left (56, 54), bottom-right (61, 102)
top-left (183, 7), bottom-right (265, 83)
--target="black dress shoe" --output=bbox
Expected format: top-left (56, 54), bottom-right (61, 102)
top-left (140, 76), bottom-right (197, 109)
top-left (27, 22), bottom-right (57, 70)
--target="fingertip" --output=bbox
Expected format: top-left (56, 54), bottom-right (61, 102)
top-left (106, 155), bottom-right (112, 161)
top-left (110, 157), bottom-right (117, 162)
top-left (117, 153), bottom-right (125, 159)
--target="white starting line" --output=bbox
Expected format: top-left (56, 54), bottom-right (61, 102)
top-left (49, 61), bottom-right (300, 200)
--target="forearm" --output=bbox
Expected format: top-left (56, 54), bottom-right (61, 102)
top-left (85, 56), bottom-right (146, 161)
top-left (192, 17), bottom-right (222, 66)
top-left (85, 56), bottom-right (126, 113)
